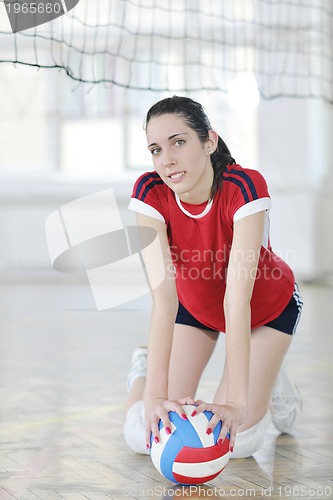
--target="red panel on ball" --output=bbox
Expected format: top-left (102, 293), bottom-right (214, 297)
top-left (175, 441), bottom-right (229, 464)
top-left (173, 467), bottom-right (226, 485)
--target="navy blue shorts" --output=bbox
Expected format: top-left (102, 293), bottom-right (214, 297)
top-left (175, 283), bottom-right (303, 335)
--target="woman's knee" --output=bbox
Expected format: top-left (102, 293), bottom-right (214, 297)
top-left (123, 400), bottom-right (149, 455)
top-left (231, 411), bottom-right (271, 459)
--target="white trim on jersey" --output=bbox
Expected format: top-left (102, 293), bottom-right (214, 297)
top-left (175, 193), bottom-right (214, 219)
top-left (128, 198), bottom-right (165, 223)
top-left (233, 197), bottom-right (272, 223)
top-left (262, 211), bottom-right (270, 249)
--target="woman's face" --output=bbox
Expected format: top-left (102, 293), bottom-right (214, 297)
top-left (146, 113), bottom-right (217, 203)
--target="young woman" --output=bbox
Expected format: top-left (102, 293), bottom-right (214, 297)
top-left (124, 96), bottom-right (303, 458)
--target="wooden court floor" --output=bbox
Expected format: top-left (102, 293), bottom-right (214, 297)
top-left (0, 279), bottom-right (332, 500)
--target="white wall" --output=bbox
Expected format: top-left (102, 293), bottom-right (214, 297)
top-left (258, 98), bottom-right (333, 282)
top-left (0, 74), bottom-right (332, 281)
top-left (0, 175), bottom-right (137, 276)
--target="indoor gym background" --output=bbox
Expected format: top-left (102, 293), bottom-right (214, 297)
top-left (0, 1), bottom-right (332, 499)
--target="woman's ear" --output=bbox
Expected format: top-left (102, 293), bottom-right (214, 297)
top-left (207, 130), bottom-right (219, 154)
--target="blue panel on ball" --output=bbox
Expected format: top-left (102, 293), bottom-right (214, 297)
top-left (212, 420), bottom-right (222, 441)
top-left (159, 411), bottom-right (204, 483)
top-left (159, 432), bottom-right (184, 482)
top-left (203, 410), bottom-right (214, 420)
top-left (169, 411), bottom-right (204, 448)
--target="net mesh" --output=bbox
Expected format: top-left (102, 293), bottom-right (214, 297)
top-left (0, 0), bottom-right (332, 102)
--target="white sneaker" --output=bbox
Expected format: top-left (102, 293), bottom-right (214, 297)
top-left (127, 346), bottom-right (147, 392)
top-left (271, 366), bottom-right (302, 434)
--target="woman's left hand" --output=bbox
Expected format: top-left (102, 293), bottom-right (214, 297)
top-left (192, 400), bottom-right (247, 452)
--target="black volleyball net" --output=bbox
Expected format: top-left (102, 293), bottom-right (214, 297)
top-left (0, 0), bottom-right (332, 102)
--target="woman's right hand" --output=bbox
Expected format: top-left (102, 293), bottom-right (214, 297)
top-left (144, 396), bottom-right (196, 450)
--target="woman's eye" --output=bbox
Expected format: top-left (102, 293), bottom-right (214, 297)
top-left (150, 148), bottom-right (160, 156)
top-left (175, 139), bottom-right (185, 146)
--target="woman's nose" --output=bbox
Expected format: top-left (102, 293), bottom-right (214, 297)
top-left (162, 152), bottom-right (176, 167)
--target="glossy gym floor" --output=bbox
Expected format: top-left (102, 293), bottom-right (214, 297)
top-left (0, 278), bottom-right (332, 500)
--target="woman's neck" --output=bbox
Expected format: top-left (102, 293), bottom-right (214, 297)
top-left (178, 171), bottom-right (214, 204)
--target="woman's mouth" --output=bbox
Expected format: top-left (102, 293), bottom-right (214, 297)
top-left (169, 171), bottom-right (186, 182)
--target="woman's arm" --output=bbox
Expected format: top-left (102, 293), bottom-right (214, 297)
top-left (136, 212), bottom-right (178, 399)
top-left (194, 210), bottom-right (266, 450)
top-left (224, 210), bottom-right (265, 409)
top-left (135, 213), bottom-right (193, 447)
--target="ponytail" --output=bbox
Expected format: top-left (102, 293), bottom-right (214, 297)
top-left (210, 136), bottom-right (236, 198)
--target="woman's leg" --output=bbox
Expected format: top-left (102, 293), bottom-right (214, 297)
top-left (214, 326), bottom-right (292, 428)
top-left (168, 324), bottom-right (220, 400)
top-left (124, 324), bottom-right (219, 453)
top-left (124, 348), bottom-right (148, 454)
top-left (213, 325), bottom-right (293, 457)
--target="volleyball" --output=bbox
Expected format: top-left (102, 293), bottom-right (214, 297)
top-left (150, 404), bottom-right (230, 485)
